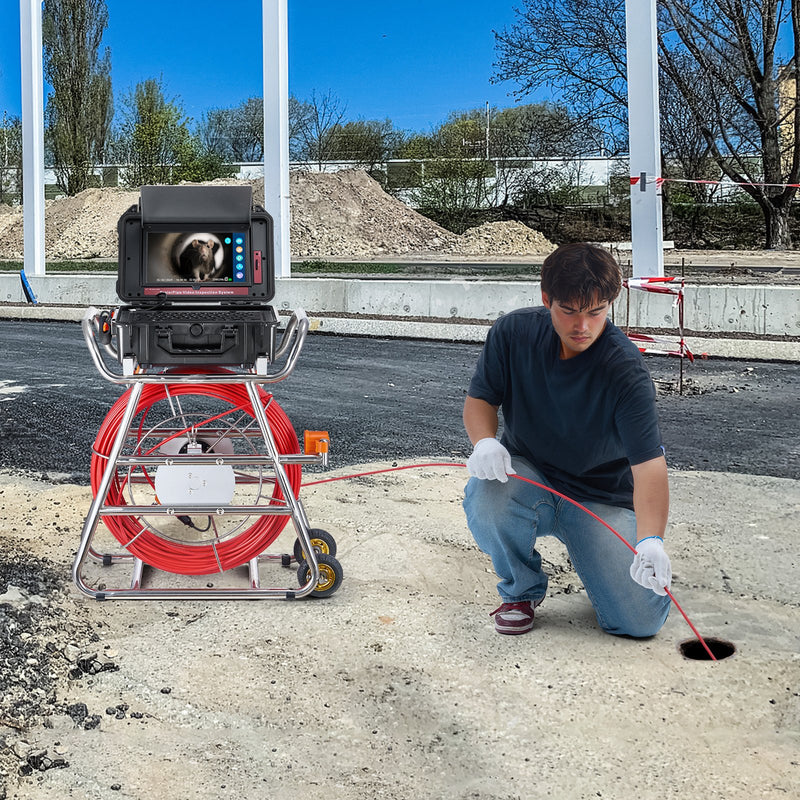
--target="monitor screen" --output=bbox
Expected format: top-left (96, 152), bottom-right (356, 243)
top-left (144, 231), bottom-right (250, 285)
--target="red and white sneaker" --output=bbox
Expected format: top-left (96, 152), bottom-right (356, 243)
top-left (489, 600), bottom-right (542, 635)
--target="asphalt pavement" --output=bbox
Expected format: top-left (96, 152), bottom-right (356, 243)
top-left (0, 319), bottom-right (798, 800)
top-left (0, 319), bottom-right (798, 483)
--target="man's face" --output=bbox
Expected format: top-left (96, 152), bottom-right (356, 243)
top-left (542, 293), bottom-right (611, 359)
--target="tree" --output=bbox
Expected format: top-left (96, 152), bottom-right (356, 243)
top-left (658, 52), bottom-right (721, 246)
top-left (43, 0), bottom-right (113, 195)
top-left (117, 78), bottom-right (186, 186)
top-left (200, 95), bottom-right (326, 163)
top-left (291, 90), bottom-right (347, 168)
top-left (396, 111), bottom-right (494, 230)
top-left (490, 103), bottom-right (597, 159)
top-left (488, 103), bottom-right (601, 206)
top-left (324, 119), bottom-right (404, 172)
top-left (0, 113), bottom-right (23, 204)
top-left (171, 137), bottom-right (233, 184)
top-left (494, 1), bottom-right (630, 152)
top-left (395, 104), bottom-right (594, 218)
top-left (287, 96), bottom-right (315, 160)
top-left (494, 0), bottom-right (800, 248)
top-left (200, 97), bottom-right (265, 162)
top-left (116, 78), bottom-right (228, 186)
top-left (658, 1), bottom-right (799, 249)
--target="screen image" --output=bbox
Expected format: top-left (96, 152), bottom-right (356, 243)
top-left (145, 231), bottom-right (248, 285)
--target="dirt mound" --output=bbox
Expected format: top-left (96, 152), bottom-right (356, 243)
top-left (0, 171), bottom-right (553, 261)
top-left (0, 188), bottom-right (138, 261)
top-left (44, 188), bottom-right (138, 260)
top-left (457, 220), bottom-right (553, 256)
top-left (286, 169), bottom-right (459, 258)
top-left (0, 203), bottom-right (25, 260)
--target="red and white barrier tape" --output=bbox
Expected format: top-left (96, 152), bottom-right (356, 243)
top-left (631, 175), bottom-right (800, 190)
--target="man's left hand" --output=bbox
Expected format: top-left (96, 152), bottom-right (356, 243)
top-left (630, 536), bottom-right (672, 596)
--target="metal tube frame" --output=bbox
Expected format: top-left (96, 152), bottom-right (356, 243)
top-left (73, 306), bottom-right (329, 600)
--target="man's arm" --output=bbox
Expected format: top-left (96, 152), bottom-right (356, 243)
top-left (630, 454), bottom-right (669, 539)
top-left (463, 395), bottom-right (500, 445)
top-left (629, 454), bottom-right (672, 595)
top-left (463, 396), bottom-right (515, 482)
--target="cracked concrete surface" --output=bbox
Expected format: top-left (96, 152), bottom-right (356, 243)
top-left (0, 463), bottom-right (797, 800)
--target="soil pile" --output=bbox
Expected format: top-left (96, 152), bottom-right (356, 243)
top-left (43, 188), bottom-right (138, 260)
top-left (0, 188), bottom-right (138, 261)
top-left (455, 219), bottom-right (553, 256)
top-left (0, 171), bottom-right (553, 261)
top-left (284, 169), bottom-right (461, 258)
top-left (0, 203), bottom-right (25, 260)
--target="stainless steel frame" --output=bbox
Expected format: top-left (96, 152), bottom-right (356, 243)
top-left (73, 306), bottom-right (337, 600)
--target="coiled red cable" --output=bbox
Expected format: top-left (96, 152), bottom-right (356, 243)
top-left (91, 381), bottom-right (301, 575)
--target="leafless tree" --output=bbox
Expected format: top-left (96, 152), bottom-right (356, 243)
top-left (658, 55), bottom-right (721, 246)
top-left (659, 0), bottom-right (798, 248)
top-left (201, 97), bottom-right (265, 162)
top-left (0, 113), bottom-right (23, 204)
top-left (287, 96), bottom-right (314, 161)
top-left (494, 1), bottom-right (630, 151)
top-left (292, 91), bottom-right (347, 169)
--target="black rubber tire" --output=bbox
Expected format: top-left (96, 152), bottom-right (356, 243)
top-left (296, 553), bottom-right (343, 598)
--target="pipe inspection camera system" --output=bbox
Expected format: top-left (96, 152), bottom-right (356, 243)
top-left (75, 185), bottom-right (342, 600)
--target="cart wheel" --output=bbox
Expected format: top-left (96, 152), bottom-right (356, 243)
top-left (293, 528), bottom-right (338, 562)
top-left (297, 553), bottom-right (343, 598)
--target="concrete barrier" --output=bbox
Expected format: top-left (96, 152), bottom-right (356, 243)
top-left (1, 272), bottom-right (799, 360)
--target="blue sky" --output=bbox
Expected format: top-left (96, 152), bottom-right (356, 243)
top-left (0, 0), bottom-right (526, 133)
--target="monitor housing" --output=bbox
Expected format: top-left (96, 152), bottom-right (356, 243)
top-left (117, 185), bottom-right (275, 304)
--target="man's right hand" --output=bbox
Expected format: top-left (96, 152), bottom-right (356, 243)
top-left (466, 438), bottom-right (516, 482)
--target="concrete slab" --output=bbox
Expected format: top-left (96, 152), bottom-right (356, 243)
top-left (2, 271), bottom-right (800, 345)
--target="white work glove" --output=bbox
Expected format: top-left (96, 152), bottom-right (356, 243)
top-left (466, 438), bottom-right (516, 483)
top-left (630, 536), bottom-right (672, 596)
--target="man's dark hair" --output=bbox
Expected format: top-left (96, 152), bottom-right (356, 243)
top-left (541, 243), bottom-right (621, 308)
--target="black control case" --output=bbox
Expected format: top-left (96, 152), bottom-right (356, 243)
top-left (115, 306), bottom-right (279, 369)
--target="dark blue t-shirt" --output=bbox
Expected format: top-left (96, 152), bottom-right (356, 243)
top-left (468, 306), bottom-right (663, 509)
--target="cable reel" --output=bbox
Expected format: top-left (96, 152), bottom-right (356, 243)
top-left (91, 379), bottom-right (302, 575)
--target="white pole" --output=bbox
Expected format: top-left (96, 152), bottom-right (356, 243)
top-left (262, 0), bottom-right (291, 278)
top-left (625, 0), bottom-right (664, 278)
top-left (485, 101), bottom-right (490, 161)
top-left (20, 0), bottom-right (46, 276)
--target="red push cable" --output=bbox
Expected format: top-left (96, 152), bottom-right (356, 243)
top-left (91, 381), bottom-right (301, 575)
top-left (304, 461), bottom-right (718, 660)
top-left (92, 396), bottom-right (717, 659)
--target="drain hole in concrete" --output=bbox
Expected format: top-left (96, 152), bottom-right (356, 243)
top-left (679, 637), bottom-right (736, 661)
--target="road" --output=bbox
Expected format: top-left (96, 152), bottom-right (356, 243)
top-left (0, 319), bottom-right (798, 483)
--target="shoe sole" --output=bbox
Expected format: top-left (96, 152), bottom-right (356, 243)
top-left (494, 620), bottom-right (534, 635)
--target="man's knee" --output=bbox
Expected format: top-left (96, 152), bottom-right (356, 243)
top-left (464, 475), bottom-right (504, 517)
top-left (601, 603), bottom-right (670, 638)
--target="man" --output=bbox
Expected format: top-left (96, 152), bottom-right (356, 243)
top-left (462, 242), bottom-right (672, 636)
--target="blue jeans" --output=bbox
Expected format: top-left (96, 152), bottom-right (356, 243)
top-left (463, 457), bottom-right (670, 637)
